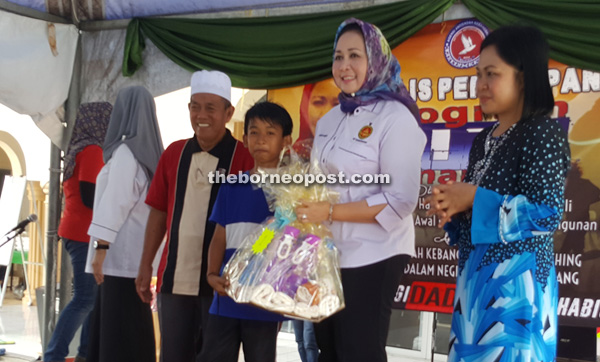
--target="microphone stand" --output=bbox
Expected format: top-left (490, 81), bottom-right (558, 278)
top-left (0, 228), bottom-right (25, 249)
top-left (0, 228), bottom-right (33, 308)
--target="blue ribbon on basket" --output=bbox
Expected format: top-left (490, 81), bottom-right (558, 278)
top-left (273, 207), bottom-right (296, 230)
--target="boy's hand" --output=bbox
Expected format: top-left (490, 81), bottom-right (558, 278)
top-left (207, 274), bottom-right (229, 296)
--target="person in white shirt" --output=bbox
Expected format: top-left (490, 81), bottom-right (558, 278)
top-left (295, 18), bottom-right (426, 362)
top-left (85, 86), bottom-right (164, 362)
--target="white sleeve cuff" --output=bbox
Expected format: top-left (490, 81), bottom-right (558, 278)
top-left (367, 193), bottom-right (401, 232)
top-left (88, 223), bottom-right (118, 243)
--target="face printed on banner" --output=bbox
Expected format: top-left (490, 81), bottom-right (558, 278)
top-left (332, 30), bottom-right (369, 95)
top-left (476, 45), bottom-right (524, 123)
top-left (307, 79), bottom-right (339, 135)
top-left (243, 118), bottom-right (291, 169)
top-left (188, 93), bottom-right (234, 148)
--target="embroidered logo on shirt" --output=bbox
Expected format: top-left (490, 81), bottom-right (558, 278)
top-left (358, 125), bottom-right (373, 139)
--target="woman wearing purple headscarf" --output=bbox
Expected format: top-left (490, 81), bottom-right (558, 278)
top-left (295, 18), bottom-right (426, 361)
top-left (45, 102), bottom-right (112, 362)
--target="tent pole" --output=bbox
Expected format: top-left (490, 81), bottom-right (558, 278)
top-left (42, 29), bottom-right (82, 354)
top-left (42, 144), bottom-right (61, 352)
top-left (56, 0), bottom-right (86, 316)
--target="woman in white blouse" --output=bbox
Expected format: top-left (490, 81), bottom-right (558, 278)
top-left (85, 86), bottom-right (164, 362)
top-left (296, 18), bottom-right (426, 362)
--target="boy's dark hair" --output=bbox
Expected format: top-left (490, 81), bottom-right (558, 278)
top-left (244, 101), bottom-right (293, 136)
top-left (480, 24), bottom-right (554, 120)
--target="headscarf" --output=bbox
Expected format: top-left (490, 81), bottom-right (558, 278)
top-left (103, 86), bottom-right (164, 180)
top-left (63, 102), bottom-right (112, 181)
top-left (334, 18), bottom-right (420, 120)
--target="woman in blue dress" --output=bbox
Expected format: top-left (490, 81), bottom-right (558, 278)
top-left (427, 25), bottom-right (570, 361)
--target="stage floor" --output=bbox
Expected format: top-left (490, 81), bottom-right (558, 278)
top-left (3, 290), bottom-right (595, 362)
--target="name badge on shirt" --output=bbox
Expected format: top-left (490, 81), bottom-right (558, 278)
top-left (358, 124), bottom-right (373, 140)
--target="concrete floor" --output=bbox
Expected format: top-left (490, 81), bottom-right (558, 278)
top-left (0, 293), bottom-right (42, 361)
top-left (6, 290), bottom-right (597, 362)
top-left (0, 291), bottom-right (433, 362)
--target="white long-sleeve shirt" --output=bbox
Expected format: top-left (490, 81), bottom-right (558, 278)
top-left (311, 101), bottom-right (426, 268)
top-left (85, 144), bottom-right (156, 278)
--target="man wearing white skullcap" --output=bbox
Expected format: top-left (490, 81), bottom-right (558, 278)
top-left (136, 70), bottom-right (254, 362)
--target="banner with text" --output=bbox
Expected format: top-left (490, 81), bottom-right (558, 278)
top-left (268, 19), bottom-right (600, 327)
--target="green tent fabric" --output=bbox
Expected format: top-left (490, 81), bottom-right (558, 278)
top-left (123, 0), bottom-right (600, 89)
top-left (462, 0), bottom-right (600, 73)
top-left (123, 0), bottom-right (454, 88)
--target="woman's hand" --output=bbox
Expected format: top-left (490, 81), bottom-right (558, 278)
top-left (136, 264), bottom-right (154, 303)
top-left (295, 201), bottom-right (330, 224)
top-left (207, 273), bottom-right (229, 296)
top-left (92, 250), bottom-right (107, 285)
top-left (425, 181), bottom-right (477, 228)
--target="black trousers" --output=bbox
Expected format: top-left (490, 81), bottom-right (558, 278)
top-left (315, 254), bottom-right (411, 362)
top-left (157, 293), bottom-right (212, 362)
top-left (87, 275), bottom-right (156, 362)
top-left (198, 314), bottom-right (279, 362)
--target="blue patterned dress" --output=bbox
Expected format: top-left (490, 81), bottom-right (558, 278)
top-left (446, 117), bottom-right (570, 362)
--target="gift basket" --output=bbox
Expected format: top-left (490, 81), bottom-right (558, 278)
top-left (222, 151), bottom-right (344, 321)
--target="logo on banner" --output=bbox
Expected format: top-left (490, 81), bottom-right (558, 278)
top-left (444, 19), bottom-right (489, 69)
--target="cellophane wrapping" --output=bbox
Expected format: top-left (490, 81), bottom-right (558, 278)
top-left (223, 152), bottom-right (344, 322)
